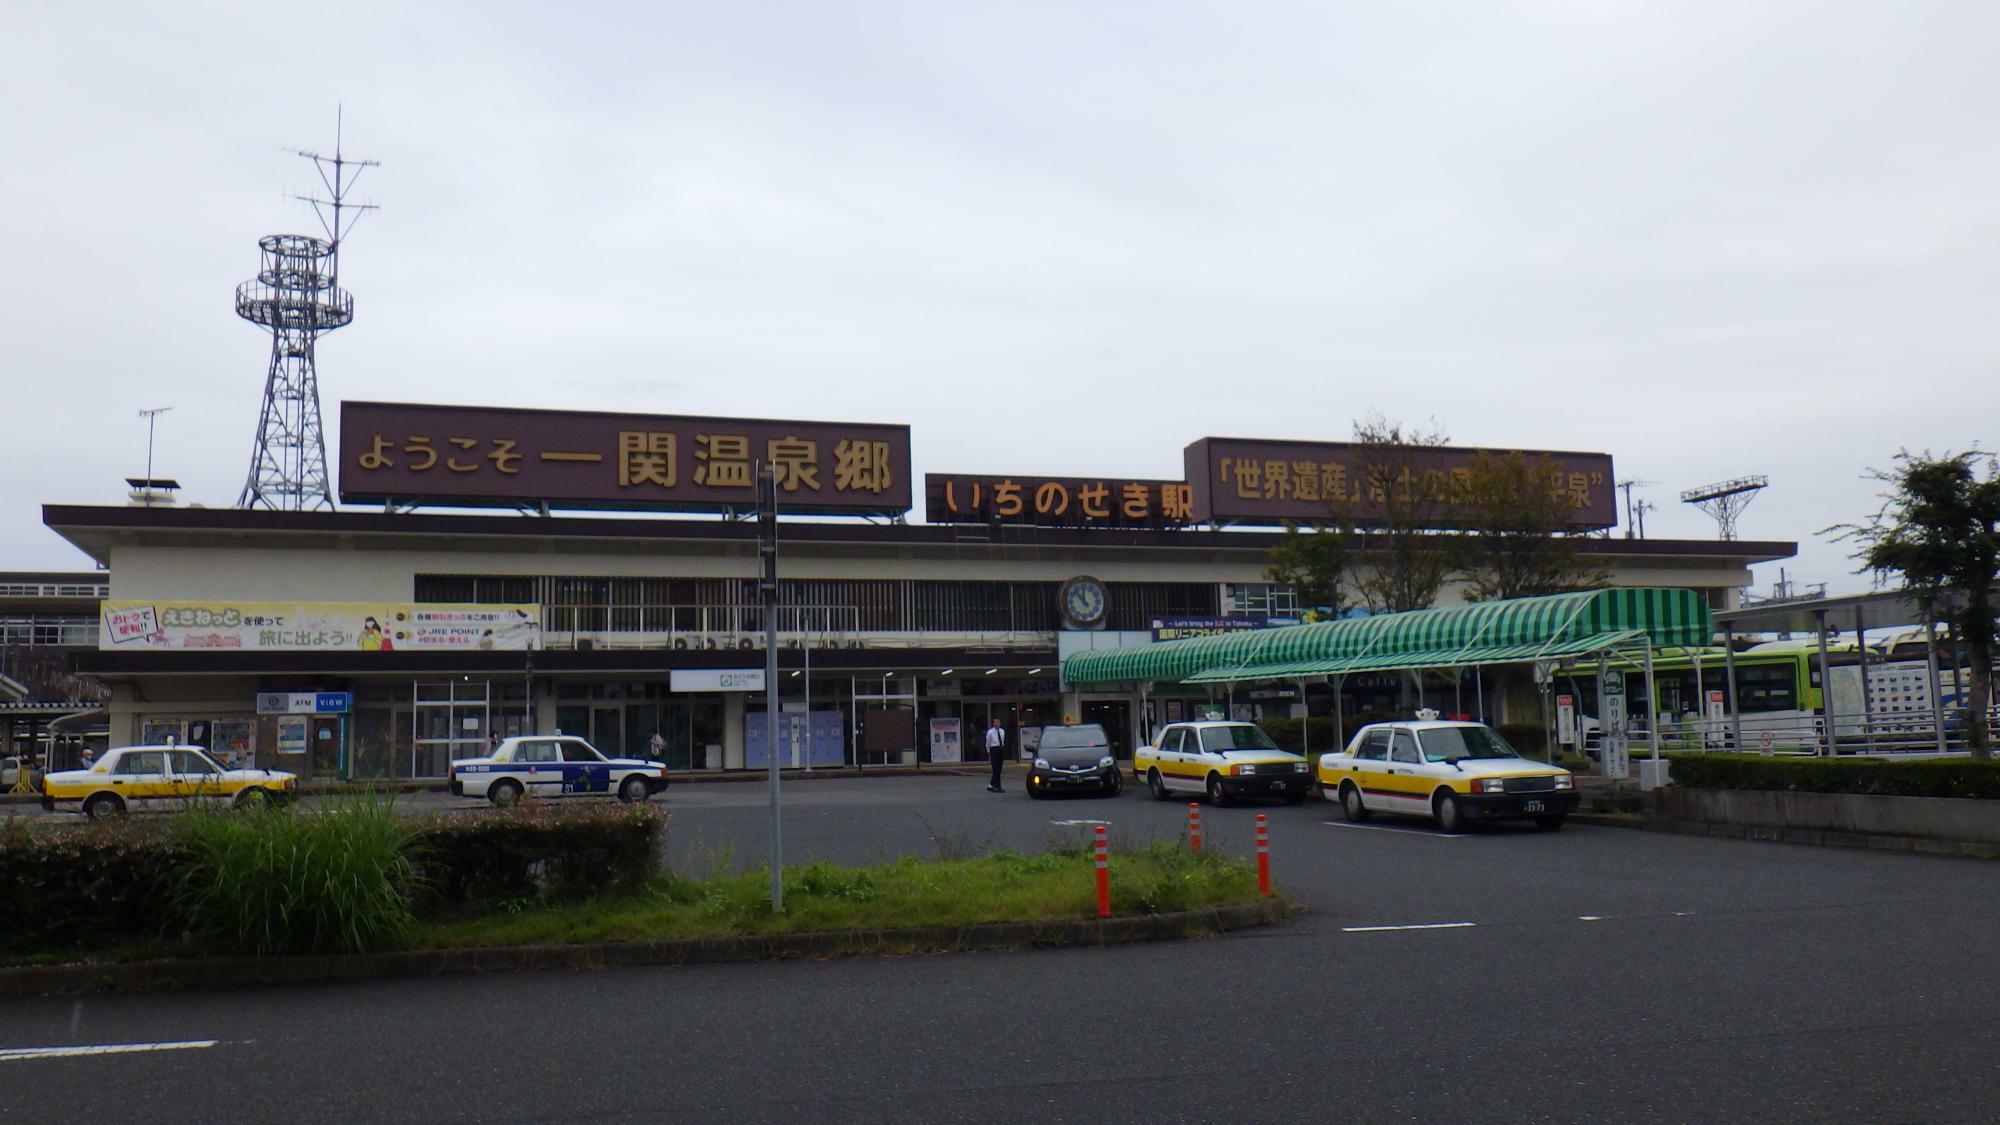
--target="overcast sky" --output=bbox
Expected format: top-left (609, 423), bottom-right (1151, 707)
top-left (5, 2), bottom-right (1995, 593)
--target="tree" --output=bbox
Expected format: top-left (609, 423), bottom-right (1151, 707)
top-left (1265, 519), bottom-right (1351, 622)
top-left (1350, 415), bottom-right (1457, 614)
top-left (1456, 450), bottom-right (1611, 601)
top-left (1835, 450), bottom-right (2000, 760)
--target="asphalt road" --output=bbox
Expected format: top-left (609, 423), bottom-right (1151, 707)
top-left (4, 774), bottom-right (1998, 1123)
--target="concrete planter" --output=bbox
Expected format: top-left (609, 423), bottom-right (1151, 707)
top-left (1658, 787), bottom-right (2000, 856)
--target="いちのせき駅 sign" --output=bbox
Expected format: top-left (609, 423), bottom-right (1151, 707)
top-left (338, 401), bottom-right (912, 515)
top-left (100, 602), bottom-right (540, 652)
top-left (1183, 438), bottom-right (1616, 528)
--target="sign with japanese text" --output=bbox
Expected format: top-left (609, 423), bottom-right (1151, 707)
top-left (1184, 438), bottom-right (1615, 528)
top-left (669, 669), bottom-right (767, 692)
top-left (1149, 617), bottom-right (1274, 642)
top-left (924, 474), bottom-right (1193, 529)
top-left (339, 401), bottom-right (912, 515)
top-left (256, 692), bottom-right (354, 715)
top-left (101, 601), bottom-right (540, 652)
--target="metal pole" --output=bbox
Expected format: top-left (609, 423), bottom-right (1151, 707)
top-left (1297, 678), bottom-right (1309, 762)
top-left (1925, 619), bottom-right (1947, 754)
top-left (1474, 665), bottom-right (1486, 725)
top-left (1814, 611), bottom-right (1834, 757)
top-left (758, 463), bottom-right (782, 913)
top-left (803, 623), bottom-right (812, 772)
top-left (1644, 641), bottom-right (1659, 767)
top-left (1724, 638), bottom-right (1741, 752)
top-left (1854, 606), bottom-right (1875, 753)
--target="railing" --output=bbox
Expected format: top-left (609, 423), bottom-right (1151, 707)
top-left (1584, 709), bottom-right (2000, 760)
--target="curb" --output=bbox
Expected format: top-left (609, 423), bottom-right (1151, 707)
top-left (0, 899), bottom-right (1292, 998)
top-left (1638, 817), bottom-right (2000, 860)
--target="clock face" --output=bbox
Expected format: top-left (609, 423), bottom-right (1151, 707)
top-left (1061, 577), bottom-right (1108, 627)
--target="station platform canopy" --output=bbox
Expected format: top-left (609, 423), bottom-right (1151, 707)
top-left (1062, 588), bottom-right (1715, 686)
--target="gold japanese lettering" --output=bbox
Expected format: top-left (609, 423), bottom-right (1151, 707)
top-left (1292, 461), bottom-right (1320, 501)
top-left (1161, 484), bottom-right (1193, 520)
top-left (618, 431), bottom-right (677, 488)
top-left (1034, 481), bottom-right (1070, 516)
top-left (358, 435), bottom-right (395, 470)
top-left (833, 439), bottom-right (893, 493)
top-left (766, 436), bottom-right (820, 491)
top-left (1119, 482), bottom-right (1151, 520)
top-left (403, 436), bottom-right (437, 471)
top-left (1231, 458), bottom-right (1262, 499)
top-left (1320, 462), bottom-right (1347, 502)
top-left (487, 439), bottom-right (521, 475)
top-left (694, 434), bottom-right (752, 488)
top-left (446, 436), bottom-right (480, 473)
top-left (1263, 460), bottom-right (1291, 500)
top-left (993, 479), bottom-right (1023, 517)
top-left (1079, 481), bottom-right (1110, 519)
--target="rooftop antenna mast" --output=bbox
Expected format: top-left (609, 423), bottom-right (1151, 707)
top-left (236, 108), bottom-right (378, 510)
top-left (1680, 475), bottom-right (1767, 541)
top-left (1616, 479), bottom-right (1657, 539)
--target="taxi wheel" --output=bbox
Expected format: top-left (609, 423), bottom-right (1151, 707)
top-left (618, 776), bottom-right (650, 803)
top-left (490, 780), bottom-right (524, 808)
top-left (234, 788), bottom-right (270, 811)
top-left (1433, 791), bottom-right (1466, 834)
top-left (1206, 774), bottom-right (1230, 807)
top-left (1340, 782), bottom-right (1371, 822)
top-left (84, 793), bottom-right (125, 820)
top-left (1147, 770), bottom-right (1170, 800)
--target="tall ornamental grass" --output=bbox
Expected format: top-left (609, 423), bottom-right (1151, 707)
top-left (173, 793), bottom-right (422, 956)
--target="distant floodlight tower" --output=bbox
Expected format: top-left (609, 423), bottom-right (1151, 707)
top-left (1680, 475), bottom-right (1768, 541)
top-left (236, 117), bottom-right (377, 510)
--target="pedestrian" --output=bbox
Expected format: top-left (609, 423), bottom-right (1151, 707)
top-left (985, 718), bottom-right (1007, 792)
top-left (650, 728), bottom-right (666, 761)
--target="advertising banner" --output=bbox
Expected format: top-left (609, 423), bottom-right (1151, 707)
top-left (669, 669), bottom-right (767, 692)
top-left (925, 474), bottom-right (1193, 529)
top-left (1149, 617), bottom-right (1273, 642)
top-left (339, 401), bottom-right (911, 515)
top-left (929, 718), bottom-right (962, 764)
top-left (101, 602), bottom-right (540, 652)
top-left (1184, 438), bottom-right (1615, 528)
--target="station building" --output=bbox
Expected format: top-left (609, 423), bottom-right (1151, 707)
top-left (41, 503), bottom-right (1792, 780)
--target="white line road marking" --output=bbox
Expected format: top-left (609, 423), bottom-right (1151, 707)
top-left (1341, 922), bottom-right (1478, 933)
top-left (1320, 821), bottom-right (1469, 837)
top-left (0, 1040), bottom-right (220, 1062)
top-left (1578, 915), bottom-right (1604, 921)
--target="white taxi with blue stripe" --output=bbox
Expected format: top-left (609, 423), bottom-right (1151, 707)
top-left (450, 735), bottom-right (669, 807)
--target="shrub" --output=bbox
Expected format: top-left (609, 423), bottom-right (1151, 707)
top-left (1497, 723), bottom-right (1550, 759)
top-left (0, 819), bottom-right (182, 954)
top-left (1257, 710), bottom-right (1398, 755)
top-left (1111, 840), bottom-right (1257, 916)
top-left (173, 793), bottom-right (421, 956)
top-left (1665, 753), bottom-right (2000, 800)
top-left (413, 802), bottom-right (665, 910)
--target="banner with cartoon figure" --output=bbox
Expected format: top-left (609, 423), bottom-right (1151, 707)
top-left (101, 601), bottom-right (541, 652)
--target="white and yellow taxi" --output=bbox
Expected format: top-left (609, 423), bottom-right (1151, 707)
top-left (1317, 720), bottom-right (1577, 832)
top-left (1135, 721), bottom-right (1311, 805)
top-left (40, 745), bottom-right (298, 820)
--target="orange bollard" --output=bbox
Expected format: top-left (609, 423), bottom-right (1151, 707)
top-left (1188, 803), bottom-right (1202, 854)
top-left (1094, 825), bottom-right (1111, 918)
top-left (1255, 813), bottom-right (1271, 897)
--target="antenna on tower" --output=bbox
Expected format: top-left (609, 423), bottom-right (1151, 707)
top-left (1680, 475), bottom-right (1768, 541)
top-left (236, 110), bottom-right (379, 511)
top-left (1616, 479), bottom-right (1657, 539)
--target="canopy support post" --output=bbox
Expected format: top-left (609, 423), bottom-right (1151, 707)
top-left (1724, 640), bottom-right (1741, 752)
top-left (1297, 678), bottom-right (1309, 762)
top-left (1644, 640), bottom-right (1659, 768)
top-left (1815, 611), bottom-right (1835, 756)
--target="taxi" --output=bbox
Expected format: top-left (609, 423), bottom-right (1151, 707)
top-left (1134, 721), bottom-right (1310, 805)
top-left (1317, 719), bottom-right (1577, 832)
top-left (450, 735), bottom-right (669, 807)
top-left (40, 745), bottom-right (297, 819)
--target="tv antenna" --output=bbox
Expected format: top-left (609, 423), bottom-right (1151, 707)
top-left (1616, 479), bottom-right (1657, 539)
top-left (138, 406), bottom-right (173, 483)
top-left (236, 108), bottom-right (379, 510)
top-left (1680, 475), bottom-right (1767, 541)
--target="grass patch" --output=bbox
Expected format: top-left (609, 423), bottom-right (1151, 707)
top-left (417, 841), bottom-right (1264, 950)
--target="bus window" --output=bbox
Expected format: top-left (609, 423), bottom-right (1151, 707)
top-left (1734, 664), bottom-right (1798, 713)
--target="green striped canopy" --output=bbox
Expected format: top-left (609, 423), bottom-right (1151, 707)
top-left (1063, 588), bottom-right (1714, 686)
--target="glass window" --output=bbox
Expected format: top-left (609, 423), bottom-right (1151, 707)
top-left (1416, 726), bottom-right (1520, 763)
top-left (115, 751), bottom-right (165, 776)
top-left (1735, 664), bottom-right (1799, 713)
top-left (515, 740), bottom-right (561, 764)
top-left (1358, 730), bottom-right (1391, 761)
top-left (1390, 732), bottom-right (1421, 764)
top-left (175, 751), bottom-right (221, 775)
top-left (1040, 725), bottom-right (1109, 751)
top-left (1199, 725), bottom-right (1281, 752)
top-left (1160, 728), bottom-right (1185, 752)
top-left (561, 741), bottom-right (604, 763)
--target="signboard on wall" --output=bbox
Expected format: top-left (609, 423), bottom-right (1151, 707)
top-left (256, 692), bottom-right (353, 715)
top-left (339, 401), bottom-right (912, 515)
top-left (1184, 438), bottom-right (1615, 528)
top-left (924, 474), bottom-right (1193, 529)
top-left (101, 602), bottom-right (540, 652)
top-left (670, 669), bottom-right (767, 692)
top-left (1149, 617), bottom-right (1273, 642)
top-left (929, 718), bottom-right (962, 764)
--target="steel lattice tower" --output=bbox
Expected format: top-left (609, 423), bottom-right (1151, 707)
top-left (237, 120), bottom-right (377, 510)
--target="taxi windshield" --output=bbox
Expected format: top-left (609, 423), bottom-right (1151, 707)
top-left (1417, 726), bottom-right (1520, 763)
top-left (1199, 725), bottom-right (1281, 753)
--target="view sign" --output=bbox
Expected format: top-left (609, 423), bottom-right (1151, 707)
top-left (339, 401), bottom-right (912, 515)
top-left (1183, 438), bottom-right (1615, 528)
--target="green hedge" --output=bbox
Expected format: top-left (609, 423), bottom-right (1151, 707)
top-left (414, 803), bottom-right (664, 910)
top-left (1665, 753), bottom-right (2000, 800)
top-left (0, 800), bottom-right (667, 958)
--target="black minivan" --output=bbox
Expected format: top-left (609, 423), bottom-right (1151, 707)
top-left (1026, 723), bottom-right (1122, 799)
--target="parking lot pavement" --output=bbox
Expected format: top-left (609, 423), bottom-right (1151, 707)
top-left (8, 772), bottom-right (2000, 1122)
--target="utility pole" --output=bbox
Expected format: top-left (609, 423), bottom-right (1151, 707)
top-left (1617, 479), bottom-right (1656, 540)
top-left (758, 462), bottom-right (783, 912)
